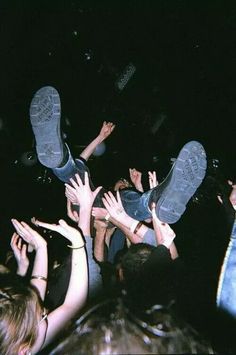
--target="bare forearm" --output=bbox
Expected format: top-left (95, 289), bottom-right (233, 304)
top-left (78, 206), bottom-right (92, 236)
top-left (80, 135), bottom-right (102, 161)
top-left (30, 245), bottom-right (48, 300)
top-left (169, 243), bottom-right (179, 260)
top-left (94, 231), bottom-right (106, 262)
top-left (64, 247), bottom-right (88, 307)
top-left (43, 246), bottom-right (88, 349)
top-left (108, 215), bottom-right (148, 244)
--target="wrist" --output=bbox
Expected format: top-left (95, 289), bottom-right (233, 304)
top-left (34, 241), bottom-right (47, 251)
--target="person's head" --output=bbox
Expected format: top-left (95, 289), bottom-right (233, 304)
top-left (113, 177), bottom-right (132, 191)
top-left (50, 299), bottom-right (214, 354)
top-left (116, 243), bottom-right (155, 283)
top-left (115, 243), bottom-right (176, 309)
top-left (0, 275), bottom-right (43, 355)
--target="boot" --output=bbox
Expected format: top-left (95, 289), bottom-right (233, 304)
top-left (149, 141), bottom-right (207, 224)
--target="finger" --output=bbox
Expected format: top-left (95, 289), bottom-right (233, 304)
top-left (103, 192), bottom-right (113, 206)
top-left (21, 244), bottom-right (27, 258)
top-left (21, 222), bottom-right (41, 237)
top-left (116, 190), bottom-right (124, 207)
top-left (93, 185), bottom-right (103, 197)
top-left (11, 233), bottom-right (19, 246)
top-left (84, 171), bottom-right (90, 187)
top-left (69, 178), bottom-right (80, 190)
top-left (58, 219), bottom-right (68, 227)
top-left (31, 217), bottom-right (39, 226)
top-left (65, 191), bottom-right (77, 204)
top-left (73, 210), bottom-right (79, 221)
top-left (17, 237), bottom-right (22, 249)
top-left (75, 173), bottom-right (84, 187)
top-left (67, 198), bottom-right (72, 211)
top-left (11, 219), bottom-right (27, 236)
top-left (20, 221), bottom-right (33, 230)
top-left (102, 197), bottom-right (110, 211)
top-left (107, 191), bottom-right (118, 203)
top-left (105, 192), bottom-right (118, 207)
top-left (34, 220), bottom-right (58, 231)
top-left (65, 183), bottom-right (75, 191)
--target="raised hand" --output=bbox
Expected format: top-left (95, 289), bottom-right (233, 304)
top-left (148, 171), bottom-right (159, 189)
top-left (11, 219), bottom-right (47, 251)
top-left (129, 168), bottom-right (143, 191)
top-left (65, 172), bottom-right (102, 208)
top-left (10, 233), bottom-right (29, 276)
top-left (92, 207), bottom-right (108, 220)
top-left (151, 203), bottom-right (176, 248)
top-left (102, 190), bottom-right (127, 222)
top-left (99, 121), bottom-right (116, 141)
top-left (31, 218), bottom-right (84, 248)
top-left (65, 186), bottom-right (79, 205)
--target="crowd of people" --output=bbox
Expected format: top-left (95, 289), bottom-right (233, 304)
top-left (0, 85), bottom-right (235, 354)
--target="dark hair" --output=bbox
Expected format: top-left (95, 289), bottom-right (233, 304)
top-left (49, 299), bottom-right (214, 354)
top-left (117, 243), bottom-right (155, 283)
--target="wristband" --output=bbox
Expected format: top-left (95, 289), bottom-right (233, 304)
top-left (130, 220), bottom-right (139, 233)
top-left (134, 221), bottom-right (143, 234)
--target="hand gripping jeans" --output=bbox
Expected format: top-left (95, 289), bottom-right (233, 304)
top-left (52, 146), bottom-right (153, 221)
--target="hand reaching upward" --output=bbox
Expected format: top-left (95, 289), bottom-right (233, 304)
top-left (65, 172), bottom-right (102, 208)
top-left (99, 121), bottom-right (116, 142)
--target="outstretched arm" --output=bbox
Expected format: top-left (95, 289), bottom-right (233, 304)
top-left (80, 121), bottom-right (115, 161)
top-left (151, 203), bottom-right (178, 260)
top-left (100, 191), bottom-right (150, 244)
top-left (93, 220), bottom-right (108, 262)
top-left (65, 172), bottom-right (103, 297)
top-left (65, 172), bottom-right (102, 235)
top-left (129, 168), bottom-right (143, 192)
top-left (31, 219), bottom-right (88, 352)
top-left (11, 219), bottom-right (48, 300)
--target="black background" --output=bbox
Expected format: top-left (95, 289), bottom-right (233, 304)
top-left (0, 1), bottom-right (236, 350)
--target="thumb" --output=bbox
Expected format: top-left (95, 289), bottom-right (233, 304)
top-left (58, 219), bottom-right (68, 227)
top-left (94, 186), bottom-right (103, 197)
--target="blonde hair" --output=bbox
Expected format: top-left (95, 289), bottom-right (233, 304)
top-left (0, 276), bottom-right (43, 354)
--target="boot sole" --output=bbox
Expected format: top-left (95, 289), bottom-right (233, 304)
top-left (157, 141), bottom-right (207, 224)
top-left (29, 86), bottom-right (63, 168)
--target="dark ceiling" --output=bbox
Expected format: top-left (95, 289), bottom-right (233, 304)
top-left (0, 0), bottom-right (236, 246)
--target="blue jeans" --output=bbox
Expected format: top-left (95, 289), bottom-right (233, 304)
top-left (216, 218), bottom-right (236, 318)
top-left (52, 147), bottom-right (152, 221)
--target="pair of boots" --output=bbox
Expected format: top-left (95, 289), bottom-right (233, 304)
top-left (29, 86), bottom-right (207, 224)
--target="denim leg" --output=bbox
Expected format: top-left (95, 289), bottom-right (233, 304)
top-left (119, 189), bottom-right (152, 221)
top-left (52, 146), bottom-right (153, 217)
top-left (52, 145), bottom-right (105, 206)
top-left (216, 219), bottom-right (236, 318)
top-left (52, 144), bottom-right (89, 184)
